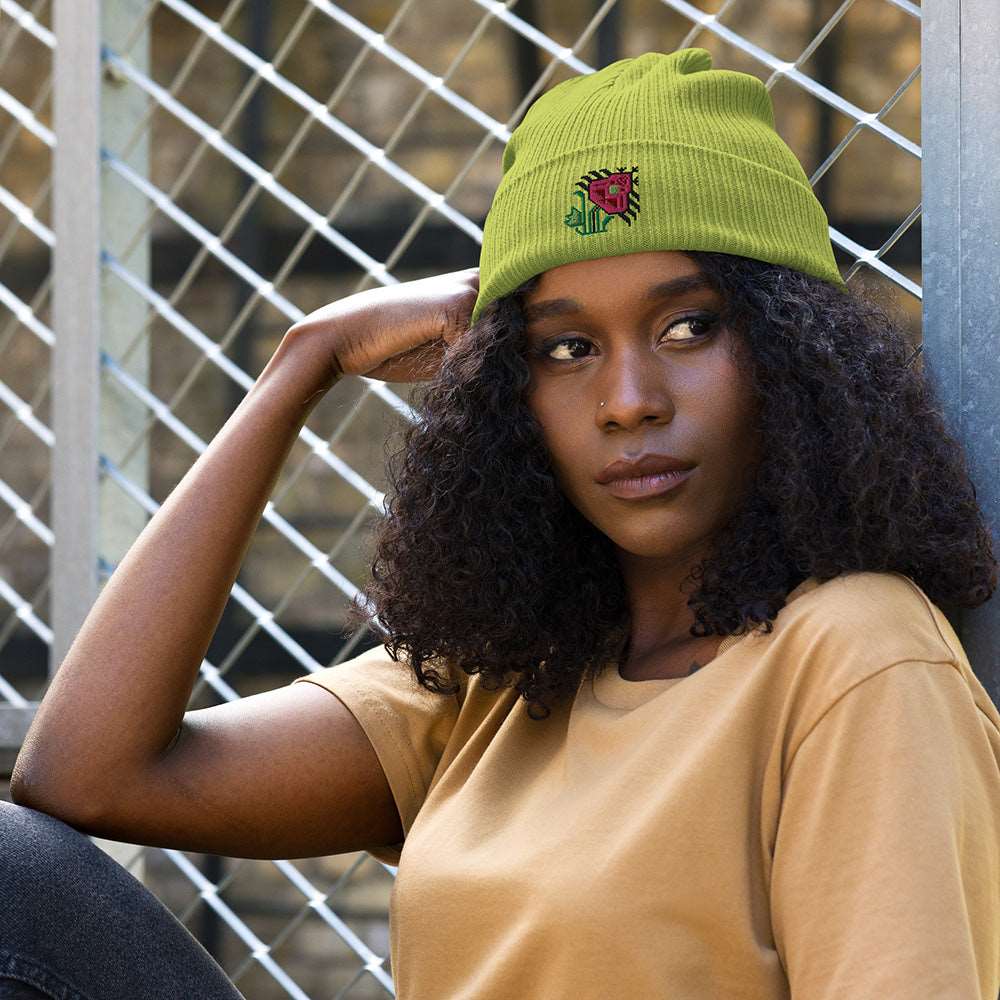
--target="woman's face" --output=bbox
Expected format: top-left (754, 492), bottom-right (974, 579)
top-left (523, 250), bottom-right (761, 565)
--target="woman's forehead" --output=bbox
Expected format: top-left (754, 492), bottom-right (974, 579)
top-left (523, 262), bottom-right (717, 325)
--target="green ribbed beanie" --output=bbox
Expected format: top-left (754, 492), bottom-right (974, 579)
top-left (470, 48), bottom-right (845, 327)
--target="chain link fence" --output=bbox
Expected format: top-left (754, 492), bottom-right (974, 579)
top-left (3, 0), bottom-right (993, 997)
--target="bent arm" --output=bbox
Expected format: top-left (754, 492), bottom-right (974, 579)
top-left (11, 327), bottom-right (339, 819)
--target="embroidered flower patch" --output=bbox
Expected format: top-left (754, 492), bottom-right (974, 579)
top-left (564, 165), bottom-right (639, 236)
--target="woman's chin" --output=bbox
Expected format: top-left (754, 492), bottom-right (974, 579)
top-left (603, 523), bottom-right (706, 563)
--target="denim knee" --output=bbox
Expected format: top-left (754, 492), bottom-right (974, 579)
top-left (0, 801), bottom-right (115, 928)
top-left (0, 800), bottom-right (246, 1000)
top-left (0, 800), bottom-right (120, 997)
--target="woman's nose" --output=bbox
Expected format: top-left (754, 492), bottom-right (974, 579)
top-left (596, 355), bottom-right (676, 428)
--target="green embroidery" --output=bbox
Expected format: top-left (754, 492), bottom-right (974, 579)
top-left (564, 191), bottom-right (612, 235)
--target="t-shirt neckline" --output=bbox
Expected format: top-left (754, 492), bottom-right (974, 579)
top-left (589, 632), bottom-right (749, 710)
top-left (587, 576), bottom-right (822, 710)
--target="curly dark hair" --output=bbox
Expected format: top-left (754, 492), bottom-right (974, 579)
top-left (344, 251), bottom-right (997, 721)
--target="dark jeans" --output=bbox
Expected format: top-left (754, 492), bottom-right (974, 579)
top-left (0, 799), bottom-right (245, 999)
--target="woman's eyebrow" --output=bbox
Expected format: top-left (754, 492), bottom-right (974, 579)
top-left (522, 274), bottom-right (714, 325)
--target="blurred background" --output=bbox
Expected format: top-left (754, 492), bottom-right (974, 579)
top-left (0, 0), bottom-right (966, 997)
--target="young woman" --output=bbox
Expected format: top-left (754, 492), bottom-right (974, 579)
top-left (4, 49), bottom-right (999, 1000)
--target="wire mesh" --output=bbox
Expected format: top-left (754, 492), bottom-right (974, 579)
top-left (0, 0), bottom-right (922, 995)
top-left (0, 0), bottom-right (55, 715)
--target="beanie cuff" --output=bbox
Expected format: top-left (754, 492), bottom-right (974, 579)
top-left (472, 139), bottom-right (844, 326)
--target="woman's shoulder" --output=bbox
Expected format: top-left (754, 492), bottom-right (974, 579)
top-left (292, 641), bottom-right (470, 714)
top-left (765, 570), bottom-right (1000, 779)
top-left (776, 569), bottom-right (960, 665)
top-left (760, 570), bottom-right (979, 719)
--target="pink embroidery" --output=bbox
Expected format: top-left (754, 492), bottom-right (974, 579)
top-left (588, 172), bottom-right (632, 215)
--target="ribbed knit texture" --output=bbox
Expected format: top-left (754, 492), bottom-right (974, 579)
top-left (470, 48), bottom-right (845, 327)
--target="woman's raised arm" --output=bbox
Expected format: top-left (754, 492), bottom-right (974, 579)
top-left (10, 267), bottom-right (478, 850)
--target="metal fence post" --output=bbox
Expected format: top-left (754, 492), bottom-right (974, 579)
top-left (52, 0), bottom-right (151, 875)
top-left (52, 0), bottom-right (100, 675)
top-left (922, 0), bottom-right (1000, 704)
top-left (100, 0), bottom-right (151, 585)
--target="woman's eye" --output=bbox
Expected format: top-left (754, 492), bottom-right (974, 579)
top-left (535, 314), bottom-right (717, 361)
top-left (664, 315), bottom-right (716, 341)
top-left (542, 337), bottom-right (590, 361)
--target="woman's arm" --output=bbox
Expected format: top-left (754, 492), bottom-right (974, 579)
top-left (11, 265), bottom-right (478, 833)
top-left (11, 327), bottom-right (339, 813)
top-left (771, 659), bottom-right (1000, 999)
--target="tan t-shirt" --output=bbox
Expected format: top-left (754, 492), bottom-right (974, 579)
top-left (291, 570), bottom-right (1000, 999)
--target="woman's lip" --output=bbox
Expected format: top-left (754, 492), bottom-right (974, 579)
top-left (601, 467), bottom-right (694, 499)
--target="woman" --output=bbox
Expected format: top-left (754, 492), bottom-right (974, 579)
top-left (4, 49), bottom-right (999, 1000)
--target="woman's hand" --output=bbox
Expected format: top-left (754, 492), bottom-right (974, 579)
top-left (287, 266), bottom-right (480, 384)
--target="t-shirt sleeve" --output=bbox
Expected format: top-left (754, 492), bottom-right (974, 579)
top-left (289, 643), bottom-right (463, 866)
top-left (771, 659), bottom-right (1000, 999)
